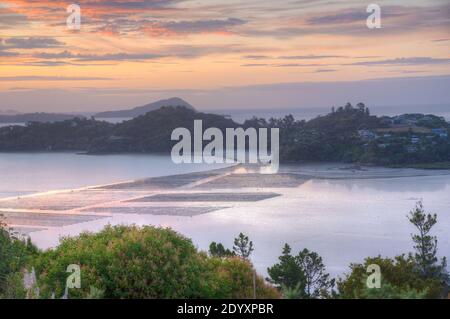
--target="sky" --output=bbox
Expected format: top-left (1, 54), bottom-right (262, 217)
top-left (0, 0), bottom-right (449, 113)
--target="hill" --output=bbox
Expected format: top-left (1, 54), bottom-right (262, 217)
top-left (0, 106), bottom-right (235, 153)
top-left (0, 112), bottom-right (82, 124)
top-left (0, 109), bottom-right (19, 116)
top-left (0, 103), bottom-right (448, 166)
top-left (89, 106), bottom-right (235, 153)
top-left (94, 97), bottom-right (195, 118)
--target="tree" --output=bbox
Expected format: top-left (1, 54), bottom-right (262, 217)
top-left (361, 282), bottom-right (428, 299)
top-left (297, 248), bottom-right (335, 298)
top-left (233, 233), bottom-right (254, 259)
top-left (206, 257), bottom-right (280, 299)
top-left (408, 201), bottom-right (447, 280)
top-left (337, 255), bottom-right (442, 299)
top-left (281, 283), bottom-right (302, 299)
top-left (267, 244), bottom-right (305, 297)
top-left (209, 242), bottom-right (234, 258)
top-left (357, 103), bottom-right (366, 113)
top-left (31, 225), bottom-right (279, 299)
top-left (0, 214), bottom-right (38, 298)
top-left (337, 202), bottom-right (448, 299)
top-left (267, 244), bottom-right (334, 299)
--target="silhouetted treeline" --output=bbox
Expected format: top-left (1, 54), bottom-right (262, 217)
top-left (0, 104), bottom-right (449, 166)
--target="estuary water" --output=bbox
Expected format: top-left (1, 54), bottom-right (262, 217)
top-left (1, 152), bottom-right (449, 277)
top-left (0, 152), bottom-right (230, 199)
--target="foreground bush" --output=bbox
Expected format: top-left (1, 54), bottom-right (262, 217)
top-left (205, 257), bottom-right (280, 299)
top-left (30, 225), bottom-right (279, 299)
top-left (0, 217), bottom-right (38, 298)
top-left (337, 255), bottom-right (443, 299)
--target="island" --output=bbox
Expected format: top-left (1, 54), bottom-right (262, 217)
top-left (0, 102), bottom-right (448, 168)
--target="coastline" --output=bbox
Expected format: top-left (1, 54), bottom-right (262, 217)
top-left (1, 161), bottom-right (449, 278)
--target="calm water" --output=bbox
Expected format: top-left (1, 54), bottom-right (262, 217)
top-left (212, 104), bottom-right (450, 123)
top-left (0, 152), bottom-right (230, 199)
top-left (99, 105), bottom-right (450, 124)
top-left (1, 153), bottom-right (449, 277)
top-left (28, 173), bottom-right (450, 277)
top-left (3, 104), bottom-right (449, 128)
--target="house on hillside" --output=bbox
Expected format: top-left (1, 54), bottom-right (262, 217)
top-left (358, 129), bottom-right (378, 141)
top-left (431, 128), bottom-right (448, 139)
top-left (393, 115), bottom-right (419, 125)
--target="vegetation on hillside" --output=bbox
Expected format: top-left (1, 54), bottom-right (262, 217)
top-left (0, 104), bottom-right (448, 166)
top-left (336, 202), bottom-right (448, 299)
top-left (0, 202), bottom-right (448, 299)
top-left (0, 214), bottom-right (39, 298)
top-left (2, 225), bottom-right (278, 299)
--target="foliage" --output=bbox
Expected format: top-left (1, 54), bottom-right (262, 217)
top-left (1, 104), bottom-right (448, 167)
top-left (85, 286), bottom-right (105, 299)
top-left (209, 242), bottom-right (235, 258)
top-left (281, 283), bottom-right (303, 299)
top-left (408, 201), bottom-right (448, 280)
top-left (233, 233), bottom-right (254, 259)
top-left (2, 201), bottom-right (448, 299)
top-left (267, 244), bottom-right (334, 299)
top-left (337, 202), bottom-right (447, 299)
top-left (297, 248), bottom-right (335, 298)
top-left (204, 257), bottom-right (280, 299)
top-left (0, 215), bottom-right (38, 298)
top-left (336, 255), bottom-right (442, 299)
top-left (0, 118), bottom-right (114, 151)
top-left (30, 225), bottom-right (278, 299)
top-left (32, 225), bottom-right (207, 298)
top-left (361, 282), bottom-right (428, 299)
top-left (267, 244), bottom-right (305, 295)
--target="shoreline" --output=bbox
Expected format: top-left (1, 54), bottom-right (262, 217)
top-left (2, 161), bottom-right (450, 202)
top-left (1, 161), bottom-right (449, 278)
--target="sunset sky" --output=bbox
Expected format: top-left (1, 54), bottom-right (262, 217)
top-left (0, 0), bottom-right (449, 112)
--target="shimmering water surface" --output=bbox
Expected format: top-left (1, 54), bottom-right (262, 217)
top-left (1, 152), bottom-right (449, 277)
top-left (0, 152), bottom-right (230, 199)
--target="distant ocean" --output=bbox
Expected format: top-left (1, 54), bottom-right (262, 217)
top-left (209, 104), bottom-right (450, 124)
top-left (1, 104), bottom-right (449, 127)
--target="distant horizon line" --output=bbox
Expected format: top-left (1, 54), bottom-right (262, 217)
top-left (2, 103), bottom-right (449, 114)
top-left (2, 103), bottom-right (450, 123)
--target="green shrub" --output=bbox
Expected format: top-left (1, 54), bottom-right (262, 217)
top-left (31, 225), bottom-right (279, 299)
top-left (0, 217), bottom-right (38, 298)
top-left (204, 257), bottom-right (280, 299)
top-left (337, 255), bottom-right (443, 299)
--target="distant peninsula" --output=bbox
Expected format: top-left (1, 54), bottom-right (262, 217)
top-left (94, 97), bottom-right (195, 118)
top-left (0, 102), bottom-right (449, 168)
top-left (0, 97), bottom-right (194, 124)
top-left (0, 112), bottom-right (83, 124)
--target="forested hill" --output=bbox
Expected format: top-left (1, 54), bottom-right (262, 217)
top-left (0, 112), bottom-right (82, 123)
top-left (0, 104), bottom-right (449, 166)
top-left (0, 106), bottom-right (236, 153)
top-left (94, 97), bottom-right (195, 118)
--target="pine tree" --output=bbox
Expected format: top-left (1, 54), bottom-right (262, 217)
top-left (408, 201), bottom-right (447, 280)
top-left (267, 244), bottom-right (306, 297)
top-left (296, 248), bottom-right (335, 299)
top-left (233, 233), bottom-right (254, 259)
top-left (209, 242), bottom-right (234, 258)
top-left (268, 244), bottom-right (334, 298)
